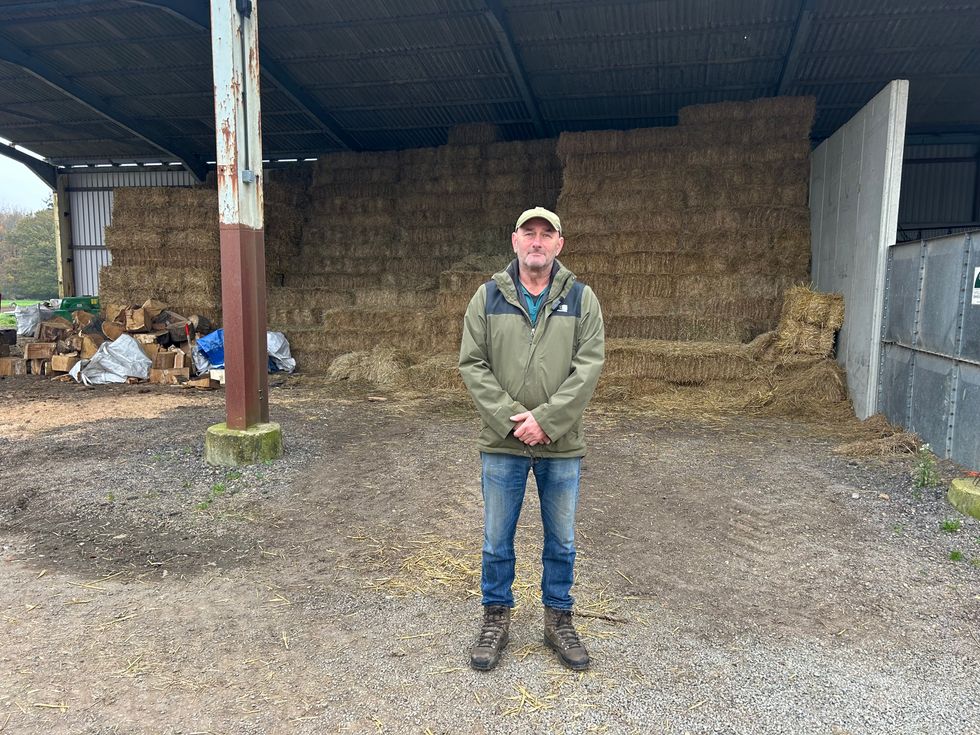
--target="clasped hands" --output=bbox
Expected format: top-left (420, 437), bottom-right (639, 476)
top-left (510, 411), bottom-right (551, 446)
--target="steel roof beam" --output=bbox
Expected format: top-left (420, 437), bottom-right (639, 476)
top-left (777, 0), bottom-right (814, 95)
top-left (483, 0), bottom-right (546, 138)
top-left (0, 141), bottom-right (57, 189)
top-left (128, 0), bottom-right (357, 150)
top-left (0, 34), bottom-right (209, 180)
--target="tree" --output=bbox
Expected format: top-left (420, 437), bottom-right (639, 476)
top-left (0, 206), bottom-right (57, 299)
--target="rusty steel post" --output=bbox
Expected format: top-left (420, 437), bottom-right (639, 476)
top-left (210, 0), bottom-right (268, 429)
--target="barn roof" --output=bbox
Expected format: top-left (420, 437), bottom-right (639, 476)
top-left (1, 0), bottom-right (978, 174)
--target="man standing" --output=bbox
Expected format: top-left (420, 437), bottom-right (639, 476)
top-left (458, 206), bottom-right (605, 671)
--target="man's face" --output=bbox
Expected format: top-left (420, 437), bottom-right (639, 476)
top-left (512, 218), bottom-right (564, 273)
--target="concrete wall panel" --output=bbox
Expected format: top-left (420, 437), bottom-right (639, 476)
top-left (810, 80), bottom-right (909, 419)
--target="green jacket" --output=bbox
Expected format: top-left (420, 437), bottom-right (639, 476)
top-left (458, 259), bottom-right (605, 458)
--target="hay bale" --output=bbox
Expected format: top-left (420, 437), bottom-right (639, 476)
top-left (326, 346), bottom-right (414, 385)
top-left (604, 338), bottom-right (763, 384)
top-left (397, 353), bottom-right (466, 394)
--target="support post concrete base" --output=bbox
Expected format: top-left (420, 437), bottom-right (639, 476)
top-left (948, 478), bottom-right (980, 520)
top-left (205, 422), bottom-right (283, 466)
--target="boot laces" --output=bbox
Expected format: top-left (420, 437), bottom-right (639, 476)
top-left (553, 610), bottom-right (583, 650)
top-left (477, 608), bottom-right (507, 647)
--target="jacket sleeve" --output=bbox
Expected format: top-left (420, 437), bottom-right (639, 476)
top-left (531, 286), bottom-right (605, 441)
top-left (458, 285), bottom-right (528, 439)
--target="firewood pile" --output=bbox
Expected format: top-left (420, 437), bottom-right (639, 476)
top-left (0, 299), bottom-right (217, 388)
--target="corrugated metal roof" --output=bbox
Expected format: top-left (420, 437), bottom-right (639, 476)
top-left (0, 0), bottom-right (977, 170)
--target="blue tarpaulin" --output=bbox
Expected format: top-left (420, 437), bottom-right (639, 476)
top-left (193, 329), bottom-right (296, 373)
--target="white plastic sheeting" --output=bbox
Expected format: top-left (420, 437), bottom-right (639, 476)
top-left (69, 333), bottom-right (152, 385)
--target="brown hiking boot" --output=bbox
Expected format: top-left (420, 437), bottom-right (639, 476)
top-left (470, 605), bottom-right (511, 671)
top-left (544, 606), bottom-right (590, 670)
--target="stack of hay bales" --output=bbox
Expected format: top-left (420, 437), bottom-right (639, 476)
top-left (555, 96), bottom-right (814, 397)
top-left (101, 187), bottom-right (221, 319)
top-left (264, 166), bottom-right (313, 279)
top-left (270, 150), bottom-right (426, 373)
top-left (428, 137), bottom-right (562, 352)
top-left (557, 96), bottom-right (813, 344)
top-left (271, 129), bottom-right (561, 369)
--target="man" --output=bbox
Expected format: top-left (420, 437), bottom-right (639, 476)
top-left (458, 206), bottom-right (605, 672)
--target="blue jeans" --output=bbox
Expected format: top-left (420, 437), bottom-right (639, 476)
top-left (480, 452), bottom-right (582, 610)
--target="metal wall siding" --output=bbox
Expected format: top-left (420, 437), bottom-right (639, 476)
top-left (66, 170), bottom-right (197, 296)
top-left (880, 231), bottom-right (980, 469)
top-left (899, 160), bottom-right (978, 224)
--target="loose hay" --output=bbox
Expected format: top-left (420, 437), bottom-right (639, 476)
top-left (326, 346), bottom-right (414, 386)
top-left (834, 414), bottom-right (921, 456)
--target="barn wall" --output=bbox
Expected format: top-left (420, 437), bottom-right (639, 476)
top-left (810, 80), bottom-right (909, 419)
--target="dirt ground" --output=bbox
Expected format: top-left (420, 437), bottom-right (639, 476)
top-left (1, 375), bottom-right (979, 735)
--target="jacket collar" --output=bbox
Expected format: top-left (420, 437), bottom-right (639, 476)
top-left (495, 258), bottom-right (575, 307)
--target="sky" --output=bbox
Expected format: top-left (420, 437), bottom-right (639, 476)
top-left (0, 156), bottom-right (54, 213)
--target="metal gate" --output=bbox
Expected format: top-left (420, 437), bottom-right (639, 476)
top-left (879, 230), bottom-right (980, 469)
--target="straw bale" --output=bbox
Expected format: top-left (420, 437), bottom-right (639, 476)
top-left (352, 288), bottom-right (438, 310)
top-left (267, 287), bottom-right (354, 311)
top-left (447, 123), bottom-right (500, 145)
top-left (313, 166), bottom-right (400, 186)
top-left (560, 231), bottom-right (682, 254)
top-left (316, 150), bottom-right (401, 171)
top-left (104, 225), bottom-right (164, 251)
top-left (563, 210), bottom-right (687, 235)
top-left (169, 187), bottom-right (216, 211)
top-left (282, 272), bottom-right (439, 291)
top-left (677, 96), bottom-right (816, 127)
top-left (311, 182), bottom-right (401, 199)
top-left (606, 315), bottom-right (762, 343)
top-left (320, 308), bottom-right (431, 335)
top-left (306, 197), bottom-right (395, 216)
top-left (397, 353), bottom-right (466, 394)
top-left (439, 270), bottom-right (492, 294)
top-left (558, 189), bottom-right (687, 212)
top-left (556, 130), bottom-right (626, 157)
top-left (780, 285), bottom-right (845, 330)
top-left (774, 320), bottom-right (836, 357)
top-left (674, 273), bottom-right (787, 301)
top-left (604, 338), bottom-right (762, 384)
top-left (327, 346), bottom-right (414, 385)
top-left (622, 126), bottom-right (690, 150)
top-left (287, 329), bottom-right (435, 358)
top-left (752, 359), bottom-right (848, 415)
top-left (395, 192), bottom-right (484, 212)
top-left (588, 275), bottom-right (674, 301)
top-left (163, 229), bottom-right (219, 251)
top-left (558, 253), bottom-right (681, 276)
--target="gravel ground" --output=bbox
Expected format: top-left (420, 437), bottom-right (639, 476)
top-left (1, 374), bottom-right (979, 734)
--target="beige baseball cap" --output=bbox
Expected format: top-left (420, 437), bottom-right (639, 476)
top-left (515, 206), bottom-right (562, 234)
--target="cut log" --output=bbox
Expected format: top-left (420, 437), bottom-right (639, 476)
top-left (24, 342), bottom-right (56, 360)
top-left (125, 307), bottom-right (149, 333)
top-left (142, 299), bottom-right (169, 323)
top-left (150, 367), bottom-right (190, 385)
top-left (180, 376), bottom-right (218, 390)
top-left (0, 357), bottom-right (27, 376)
top-left (152, 351), bottom-right (177, 370)
top-left (73, 309), bottom-right (95, 328)
top-left (81, 334), bottom-right (104, 359)
top-left (51, 354), bottom-right (80, 373)
top-left (102, 321), bottom-right (126, 340)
